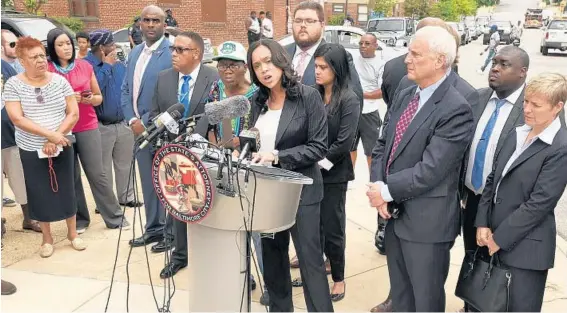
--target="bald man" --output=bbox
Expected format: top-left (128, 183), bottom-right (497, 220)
top-left (370, 17), bottom-right (479, 313)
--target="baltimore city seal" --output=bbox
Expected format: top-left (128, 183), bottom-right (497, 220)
top-left (152, 144), bottom-right (214, 223)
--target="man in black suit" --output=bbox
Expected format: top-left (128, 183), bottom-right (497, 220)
top-left (367, 26), bottom-right (474, 312)
top-left (149, 31), bottom-right (219, 278)
top-left (381, 54), bottom-right (407, 108)
top-left (283, 0), bottom-right (363, 270)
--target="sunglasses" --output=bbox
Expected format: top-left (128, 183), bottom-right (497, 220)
top-left (35, 88), bottom-right (44, 104)
top-left (169, 45), bottom-right (197, 54)
top-left (8, 42), bottom-right (16, 48)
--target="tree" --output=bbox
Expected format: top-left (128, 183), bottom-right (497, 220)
top-left (428, 0), bottom-right (459, 21)
top-left (1, 0), bottom-right (14, 8)
top-left (23, 0), bottom-right (47, 15)
top-left (456, 0), bottom-right (477, 17)
top-left (403, 0), bottom-right (430, 19)
top-left (374, 0), bottom-right (397, 17)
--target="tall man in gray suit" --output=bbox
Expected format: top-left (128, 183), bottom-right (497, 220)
top-left (149, 31), bottom-right (219, 278)
top-left (367, 26), bottom-right (474, 312)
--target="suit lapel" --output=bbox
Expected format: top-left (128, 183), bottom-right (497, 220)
top-left (502, 139), bottom-right (547, 181)
top-left (383, 90), bottom-right (413, 174)
top-left (495, 88), bottom-right (525, 154)
top-left (492, 133), bottom-right (516, 188)
top-left (188, 65), bottom-right (209, 117)
top-left (138, 39), bottom-right (169, 98)
top-left (474, 88), bottom-right (493, 124)
top-left (167, 69), bottom-right (179, 105)
top-left (275, 97), bottom-right (298, 146)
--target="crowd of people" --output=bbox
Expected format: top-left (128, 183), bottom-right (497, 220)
top-left (1, 1), bottom-right (567, 313)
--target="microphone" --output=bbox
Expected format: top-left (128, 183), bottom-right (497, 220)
top-left (139, 106), bottom-right (185, 149)
top-left (237, 127), bottom-right (261, 165)
top-left (186, 95), bottom-right (251, 125)
top-left (138, 103), bottom-right (185, 141)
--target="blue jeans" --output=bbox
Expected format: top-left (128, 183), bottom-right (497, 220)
top-left (481, 49), bottom-right (496, 71)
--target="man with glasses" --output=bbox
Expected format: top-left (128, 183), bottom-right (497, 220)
top-left (121, 5), bottom-right (173, 252)
top-left (1, 30), bottom-right (24, 74)
top-left (85, 29), bottom-right (140, 212)
top-left (149, 31), bottom-right (218, 278)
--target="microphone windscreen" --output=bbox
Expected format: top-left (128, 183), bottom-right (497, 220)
top-left (204, 95), bottom-right (251, 125)
top-left (167, 103), bottom-right (186, 116)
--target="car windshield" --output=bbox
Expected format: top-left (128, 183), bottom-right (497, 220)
top-left (368, 19), bottom-right (404, 32)
top-left (549, 20), bottom-right (567, 30)
top-left (15, 19), bottom-right (61, 41)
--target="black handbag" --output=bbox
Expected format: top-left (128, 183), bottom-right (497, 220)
top-left (455, 193), bottom-right (513, 312)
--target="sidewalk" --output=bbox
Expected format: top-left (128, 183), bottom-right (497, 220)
top-left (2, 166), bottom-right (567, 312)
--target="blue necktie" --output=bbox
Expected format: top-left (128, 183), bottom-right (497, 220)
top-left (471, 99), bottom-right (507, 190)
top-left (179, 75), bottom-right (192, 117)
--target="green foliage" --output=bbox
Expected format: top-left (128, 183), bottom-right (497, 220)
top-left (456, 0), bottom-right (478, 16)
top-left (23, 0), bottom-right (47, 15)
top-left (404, 0), bottom-right (430, 19)
top-left (429, 0), bottom-right (459, 21)
top-left (51, 16), bottom-right (84, 33)
top-left (327, 14), bottom-right (345, 26)
top-left (1, 0), bottom-right (14, 8)
top-left (476, 0), bottom-right (498, 6)
top-left (374, 0), bottom-right (397, 17)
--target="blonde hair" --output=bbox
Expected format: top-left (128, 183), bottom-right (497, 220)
top-left (525, 73), bottom-right (567, 108)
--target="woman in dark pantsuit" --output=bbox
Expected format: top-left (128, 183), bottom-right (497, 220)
top-left (313, 43), bottom-right (360, 301)
top-left (245, 39), bottom-right (333, 312)
top-left (474, 73), bottom-right (567, 312)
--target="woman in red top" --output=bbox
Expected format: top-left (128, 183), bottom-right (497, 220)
top-left (46, 29), bottom-right (129, 232)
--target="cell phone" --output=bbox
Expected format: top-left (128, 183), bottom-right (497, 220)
top-left (117, 50), bottom-right (125, 62)
top-left (80, 90), bottom-right (92, 98)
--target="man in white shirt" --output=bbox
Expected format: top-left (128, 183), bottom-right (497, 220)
top-left (245, 11), bottom-right (261, 46)
top-left (351, 33), bottom-right (384, 173)
top-left (262, 11), bottom-right (274, 39)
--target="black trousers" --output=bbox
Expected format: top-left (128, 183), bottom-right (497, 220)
top-left (385, 223), bottom-right (452, 312)
top-left (169, 214), bottom-right (187, 266)
top-left (262, 202), bottom-right (333, 312)
top-left (463, 188), bottom-right (481, 252)
top-left (320, 183), bottom-right (347, 282)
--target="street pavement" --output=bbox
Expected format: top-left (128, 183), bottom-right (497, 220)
top-left (2, 0), bottom-right (567, 311)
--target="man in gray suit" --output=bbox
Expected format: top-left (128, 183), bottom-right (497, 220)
top-left (149, 31), bottom-right (219, 278)
top-left (367, 26), bottom-right (474, 312)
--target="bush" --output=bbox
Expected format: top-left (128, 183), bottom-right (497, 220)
top-left (50, 16), bottom-right (84, 33)
top-left (327, 14), bottom-right (345, 26)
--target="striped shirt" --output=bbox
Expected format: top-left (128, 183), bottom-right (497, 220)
top-left (3, 74), bottom-right (74, 151)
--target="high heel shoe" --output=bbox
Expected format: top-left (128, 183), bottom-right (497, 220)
top-left (331, 282), bottom-right (346, 302)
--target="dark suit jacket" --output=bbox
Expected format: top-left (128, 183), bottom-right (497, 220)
top-left (150, 65), bottom-right (219, 137)
top-left (380, 53), bottom-right (407, 107)
top-left (321, 89), bottom-right (360, 184)
top-left (370, 78), bottom-right (474, 243)
top-left (395, 71), bottom-right (480, 110)
top-left (249, 85), bottom-right (328, 205)
top-left (285, 42), bottom-right (363, 112)
top-left (475, 125), bottom-right (567, 271)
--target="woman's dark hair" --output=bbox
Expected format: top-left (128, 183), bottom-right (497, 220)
top-left (247, 39), bottom-right (300, 113)
top-left (313, 43), bottom-right (350, 115)
top-left (46, 28), bottom-right (76, 66)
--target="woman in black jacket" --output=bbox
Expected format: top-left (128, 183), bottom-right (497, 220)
top-left (247, 39), bottom-right (333, 312)
top-left (313, 43), bottom-right (360, 301)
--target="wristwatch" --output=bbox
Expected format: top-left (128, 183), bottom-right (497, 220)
top-left (272, 150), bottom-right (279, 165)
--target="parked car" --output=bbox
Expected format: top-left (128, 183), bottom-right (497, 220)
top-left (277, 25), bottom-right (408, 62)
top-left (465, 19), bottom-right (478, 40)
top-left (447, 22), bottom-right (469, 45)
top-left (540, 19), bottom-right (567, 55)
top-left (1, 9), bottom-right (77, 48)
top-left (366, 17), bottom-right (416, 47)
top-left (483, 20), bottom-right (514, 45)
top-left (475, 15), bottom-right (491, 37)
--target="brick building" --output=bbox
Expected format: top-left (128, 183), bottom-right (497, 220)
top-left (12, 0), bottom-right (315, 46)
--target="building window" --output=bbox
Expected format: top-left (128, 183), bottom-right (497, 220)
top-left (333, 4), bottom-right (344, 13)
top-left (358, 5), bottom-right (368, 23)
top-left (69, 0), bottom-right (99, 18)
top-left (202, 0), bottom-right (227, 23)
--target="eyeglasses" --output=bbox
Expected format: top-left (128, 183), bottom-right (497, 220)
top-left (217, 64), bottom-right (243, 71)
top-left (8, 42), bottom-right (16, 49)
top-left (169, 45), bottom-right (197, 54)
top-left (293, 18), bottom-right (320, 26)
top-left (35, 88), bottom-right (44, 104)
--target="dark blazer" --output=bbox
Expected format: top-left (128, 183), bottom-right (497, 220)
top-left (395, 71), bottom-right (480, 110)
top-left (380, 53), bottom-right (407, 107)
top-left (149, 65), bottom-right (219, 137)
top-left (321, 89), bottom-right (361, 184)
top-left (475, 124), bottom-right (567, 271)
top-left (249, 85), bottom-right (328, 205)
top-left (285, 42), bottom-right (363, 112)
top-left (121, 38), bottom-right (172, 126)
top-left (370, 78), bottom-right (474, 243)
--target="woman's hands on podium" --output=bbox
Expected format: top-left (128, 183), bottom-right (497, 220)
top-left (251, 151), bottom-right (275, 165)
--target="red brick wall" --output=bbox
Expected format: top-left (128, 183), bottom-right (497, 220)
top-left (324, 3), bottom-right (365, 26)
top-left (13, 0), bottom-right (296, 46)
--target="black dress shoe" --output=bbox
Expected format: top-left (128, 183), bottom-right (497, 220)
top-left (259, 289), bottom-right (270, 306)
top-left (129, 233), bottom-right (164, 247)
top-left (1, 280), bottom-right (16, 295)
top-left (331, 282), bottom-right (346, 302)
top-left (120, 201), bottom-right (143, 208)
top-left (160, 262), bottom-right (187, 279)
top-left (151, 239), bottom-right (174, 253)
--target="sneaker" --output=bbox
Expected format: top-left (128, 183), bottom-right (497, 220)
top-left (2, 198), bottom-right (16, 207)
top-left (120, 220), bottom-right (131, 231)
top-left (77, 227), bottom-right (87, 234)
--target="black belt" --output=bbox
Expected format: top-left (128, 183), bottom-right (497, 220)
top-left (100, 120), bottom-right (122, 126)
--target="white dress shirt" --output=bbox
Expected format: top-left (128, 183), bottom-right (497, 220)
top-left (262, 18), bottom-right (274, 38)
top-left (254, 107), bottom-right (283, 164)
top-left (178, 64), bottom-right (201, 107)
top-left (465, 85), bottom-right (524, 194)
top-left (494, 117), bottom-right (561, 201)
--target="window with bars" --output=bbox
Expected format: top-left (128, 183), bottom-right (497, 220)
top-left (333, 4), bottom-right (344, 13)
top-left (202, 0), bottom-right (227, 22)
top-left (69, 0), bottom-right (99, 18)
top-left (358, 5), bottom-right (368, 23)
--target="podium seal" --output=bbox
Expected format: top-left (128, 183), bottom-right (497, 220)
top-left (152, 144), bottom-right (214, 223)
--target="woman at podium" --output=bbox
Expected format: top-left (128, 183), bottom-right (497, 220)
top-left (246, 39), bottom-right (334, 312)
